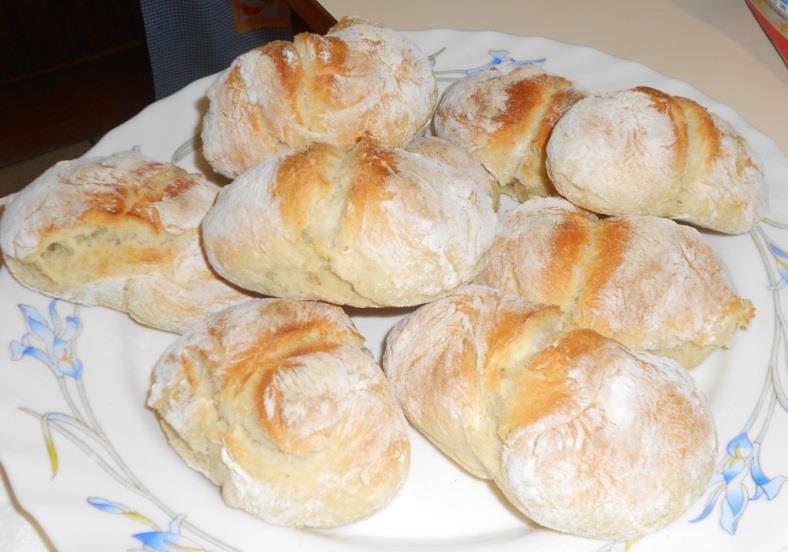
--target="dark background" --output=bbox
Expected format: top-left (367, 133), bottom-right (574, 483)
top-left (0, 0), bottom-right (334, 195)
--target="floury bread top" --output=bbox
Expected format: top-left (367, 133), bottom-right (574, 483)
top-left (0, 151), bottom-right (251, 333)
top-left (201, 17), bottom-right (438, 178)
top-left (201, 137), bottom-right (497, 307)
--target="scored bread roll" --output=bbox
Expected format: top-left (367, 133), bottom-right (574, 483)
top-left (383, 285), bottom-right (716, 540)
top-left (148, 298), bottom-right (410, 528)
top-left (475, 197), bottom-right (754, 367)
top-left (546, 86), bottom-right (767, 234)
top-left (202, 137), bottom-right (497, 307)
top-left (0, 151), bottom-right (251, 333)
top-left (434, 66), bottom-right (583, 201)
top-left (202, 16), bottom-right (438, 178)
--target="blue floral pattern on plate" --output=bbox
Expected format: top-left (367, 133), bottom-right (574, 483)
top-left (88, 497), bottom-right (206, 552)
top-left (431, 48), bottom-right (545, 80)
top-left (9, 300), bottom-right (238, 551)
top-left (687, 225), bottom-right (788, 537)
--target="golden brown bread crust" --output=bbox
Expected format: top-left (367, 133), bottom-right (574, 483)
top-left (202, 137), bottom-right (497, 307)
top-left (475, 197), bottom-right (754, 367)
top-left (148, 298), bottom-right (410, 527)
top-left (202, 17), bottom-right (438, 178)
top-left (383, 286), bottom-right (716, 540)
top-left (0, 151), bottom-right (251, 333)
top-left (434, 66), bottom-right (583, 201)
top-left (546, 87), bottom-right (767, 234)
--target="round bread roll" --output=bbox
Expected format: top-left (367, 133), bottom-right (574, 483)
top-left (202, 137), bottom-right (497, 307)
top-left (202, 16), bottom-right (438, 178)
top-left (148, 298), bottom-right (410, 528)
top-left (0, 151), bottom-right (251, 333)
top-left (435, 66), bottom-right (583, 201)
top-left (546, 86), bottom-right (767, 234)
top-left (383, 285), bottom-right (716, 540)
top-left (475, 197), bottom-right (754, 367)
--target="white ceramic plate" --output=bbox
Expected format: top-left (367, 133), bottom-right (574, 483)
top-left (1, 29), bottom-right (787, 552)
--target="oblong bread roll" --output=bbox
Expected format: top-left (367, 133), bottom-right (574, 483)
top-left (475, 197), bottom-right (754, 367)
top-left (383, 285), bottom-right (716, 540)
top-left (0, 151), bottom-right (251, 333)
top-left (202, 137), bottom-right (497, 307)
top-left (545, 86), bottom-right (767, 233)
top-left (148, 298), bottom-right (410, 527)
top-left (202, 17), bottom-right (438, 178)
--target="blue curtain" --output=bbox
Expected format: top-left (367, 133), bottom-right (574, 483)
top-left (140, 0), bottom-right (293, 99)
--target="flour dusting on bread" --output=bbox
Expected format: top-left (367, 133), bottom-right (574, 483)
top-left (202, 137), bottom-right (496, 307)
top-left (148, 299), bottom-right (410, 528)
top-left (546, 87), bottom-right (766, 233)
top-left (202, 17), bottom-right (438, 178)
top-left (384, 287), bottom-right (716, 540)
top-left (0, 151), bottom-right (251, 333)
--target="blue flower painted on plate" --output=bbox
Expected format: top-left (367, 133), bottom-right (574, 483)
top-left (431, 48), bottom-right (545, 80)
top-left (134, 521), bottom-right (205, 552)
top-left (88, 496), bottom-right (162, 528)
top-left (9, 300), bottom-right (82, 378)
top-left (463, 49), bottom-right (546, 74)
top-left (89, 497), bottom-right (138, 515)
top-left (88, 497), bottom-right (206, 552)
top-left (685, 226), bottom-right (788, 539)
top-left (9, 300), bottom-right (236, 551)
top-left (766, 242), bottom-right (788, 290)
top-left (691, 433), bottom-right (786, 533)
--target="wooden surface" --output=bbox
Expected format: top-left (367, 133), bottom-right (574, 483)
top-left (284, 0), bottom-right (337, 34)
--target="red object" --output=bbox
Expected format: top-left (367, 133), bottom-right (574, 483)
top-left (746, 0), bottom-right (788, 65)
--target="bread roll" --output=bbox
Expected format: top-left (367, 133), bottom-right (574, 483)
top-left (0, 151), bottom-right (252, 333)
top-left (148, 298), bottom-right (409, 527)
top-left (202, 17), bottom-right (438, 178)
top-left (475, 197), bottom-right (753, 367)
top-left (202, 137), bottom-right (497, 307)
top-left (434, 66), bottom-right (583, 200)
top-left (546, 86), bottom-right (767, 234)
top-left (383, 285), bottom-right (716, 540)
